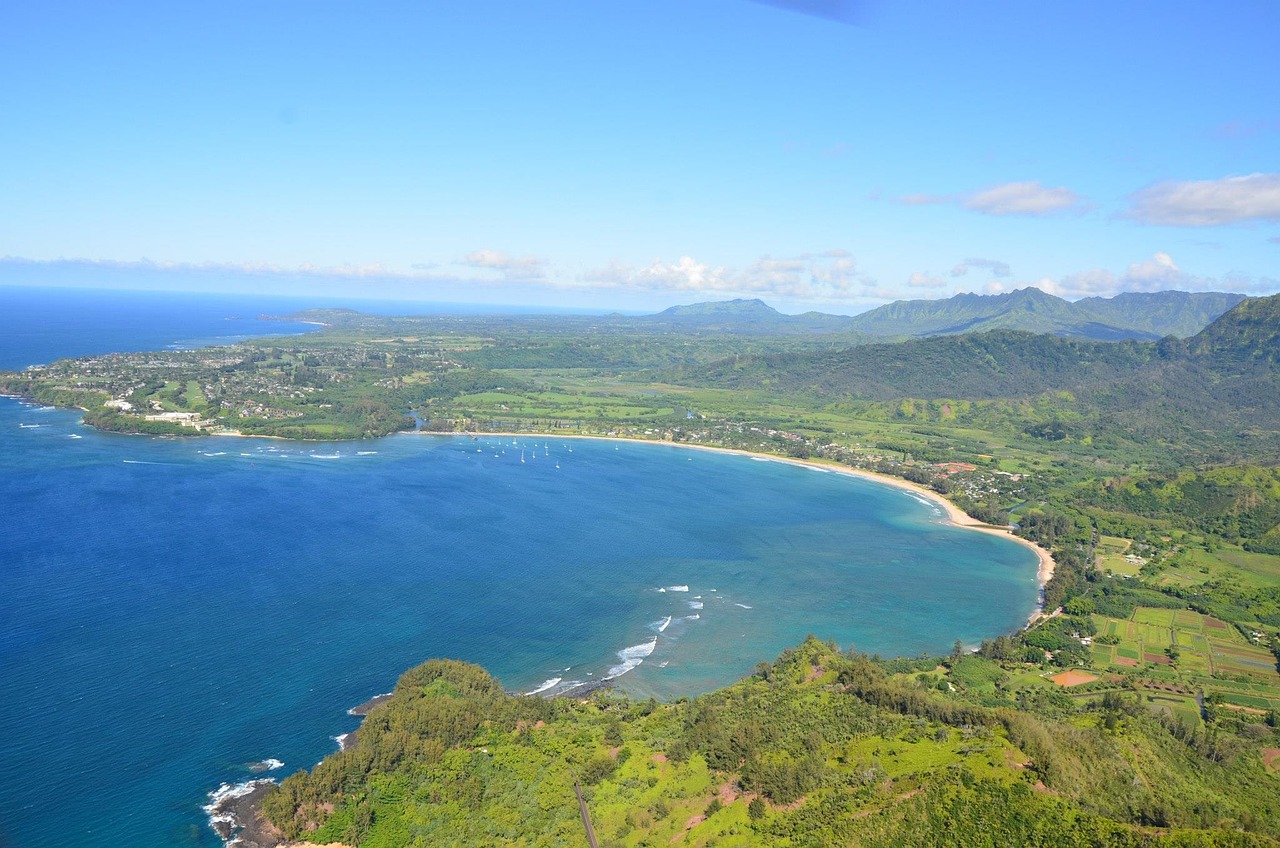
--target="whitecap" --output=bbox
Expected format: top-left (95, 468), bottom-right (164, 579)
top-left (309, 453), bottom-right (341, 460)
top-left (523, 677), bottom-right (562, 696)
top-left (357, 451), bottom-right (377, 455)
top-left (688, 601), bottom-right (703, 610)
top-left (685, 614), bottom-right (700, 620)
top-left (666, 585), bottom-right (689, 592)
top-left (67, 434), bottom-right (82, 439)
top-left (247, 757), bottom-right (284, 772)
top-left (604, 637), bottom-right (657, 680)
top-left (334, 733), bottom-right (350, 751)
top-left (653, 616), bottom-right (672, 633)
top-left (735, 603), bottom-right (753, 610)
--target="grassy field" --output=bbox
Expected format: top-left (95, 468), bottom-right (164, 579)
top-left (1157, 546), bottom-right (1280, 591)
top-left (1096, 535), bottom-right (1143, 577)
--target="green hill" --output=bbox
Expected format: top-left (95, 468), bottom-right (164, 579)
top-left (252, 638), bottom-right (1280, 847)
top-left (1190, 293), bottom-right (1280, 367)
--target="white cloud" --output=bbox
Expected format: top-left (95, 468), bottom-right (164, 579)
top-left (964, 181), bottom-right (1085, 216)
top-left (950, 257), bottom-right (1011, 278)
top-left (579, 252), bottom-right (872, 301)
top-left (638, 256), bottom-right (734, 292)
top-left (461, 249), bottom-right (545, 280)
top-left (899, 181), bottom-right (1086, 217)
top-left (899, 193), bottom-right (950, 206)
top-left (1127, 173), bottom-right (1280, 226)
top-left (1124, 251), bottom-right (1182, 287)
top-left (907, 271), bottom-right (946, 289)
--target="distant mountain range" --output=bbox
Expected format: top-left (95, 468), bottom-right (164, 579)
top-left (644, 289), bottom-right (1246, 341)
top-left (659, 293), bottom-right (1280, 455)
top-left (845, 288), bottom-right (1245, 340)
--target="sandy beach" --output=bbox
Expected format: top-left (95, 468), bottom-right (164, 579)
top-left (421, 431), bottom-right (1057, 623)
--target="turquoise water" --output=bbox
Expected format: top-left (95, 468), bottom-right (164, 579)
top-left (0, 290), bottom-right (1038, 848)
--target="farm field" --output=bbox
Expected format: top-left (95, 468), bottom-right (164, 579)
top-left (1089, 606), bottom-right (1280, 712)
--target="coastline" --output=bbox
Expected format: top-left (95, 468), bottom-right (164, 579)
top-left (407, 430), bottom-right (1056, 625)
top-left (10, 390), bottom-right (1054, 624)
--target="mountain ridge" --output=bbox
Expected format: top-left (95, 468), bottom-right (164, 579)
top-left (844, 287), bottom-right (1245, 340)
top-left (641, 289), bottom-right (1245, 341)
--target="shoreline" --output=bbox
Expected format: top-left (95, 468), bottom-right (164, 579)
top-left (408, 430), bottom-right (1057, 626)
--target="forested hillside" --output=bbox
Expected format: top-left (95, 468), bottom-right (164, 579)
top-left (254, 639), bottom-right (1280, 847)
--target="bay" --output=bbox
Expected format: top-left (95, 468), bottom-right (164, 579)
top-left (0, 288), bottom-right (1038, 848)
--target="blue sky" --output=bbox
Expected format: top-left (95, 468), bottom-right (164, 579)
top-left (2, 1), bottom-right (1277, 313)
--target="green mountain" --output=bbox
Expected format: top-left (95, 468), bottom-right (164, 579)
top-left (676, 330), bottom-right (1158, 400)
top-left (1190, 293), bottom-right (1280, 367)
top-left (1080, 290), bottom-right (1246, 339)
top-left (846, 288), bottom-right (1243, 341)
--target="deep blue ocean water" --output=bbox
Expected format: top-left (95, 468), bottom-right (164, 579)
top-left (0, 288), bottom-right (1038, 848)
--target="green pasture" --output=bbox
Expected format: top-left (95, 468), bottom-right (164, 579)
top-left (1158, 546), bottom-right (1280, 592)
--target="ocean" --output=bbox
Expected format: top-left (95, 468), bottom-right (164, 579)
top-left (0, 287), bottom-right (1038, 848)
